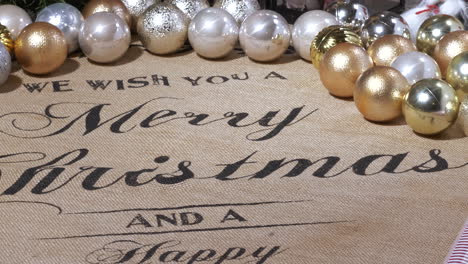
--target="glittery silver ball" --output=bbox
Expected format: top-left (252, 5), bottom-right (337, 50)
top-left (137, 3), bottom-right (189, 55)
top-left (361, 11), bottom-right (410, 48)
top-left (36, 3), bottom-right (84, 53)
top-left (213, 0), bottom-right (261, 25)
top-left (168, 0), bottom-right (210, 20)
top-left (325, 1), bottom-right (368, 30)
top-left (0, 43), bottom-right (11, 86)
top-left (121, 0), bottom-right (161, 31)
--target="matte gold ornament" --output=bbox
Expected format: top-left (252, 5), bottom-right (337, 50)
top-left (311, 25), bottom-right (363, 69)
top-left (354, 66), bottom-right (410, 122)
top-left (121, 0), bottom-right (161, 31)
top-left (403, 79), bottom-right (459, 135)
top-left (319, 42), bottom-right (373, 98)
top-left (433, 31), bottom-right (468, 77)
top-left (367, 35), bottom-right (417, 66)
top-left (458, 97), bottom-right (468, 136)
top-left (416, 15), bottom-right (464, 56)
top-left (446, 51), bottom-right (468, 101)
top-left (15, 22), bottom-right (67, 75)
top-left (83, 0), bottom-right (132, 29)
top-left (0, 23), bottom-right (14, 55)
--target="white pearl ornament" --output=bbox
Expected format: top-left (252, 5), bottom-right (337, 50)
top-left (239, 10), bottom-right (291, 62)
top-left (0, 5), bottom-right (32, 40)
top-left (391, 51), bottom-right (441, 85)
top-left (188, 8), bottom-right (239, 59)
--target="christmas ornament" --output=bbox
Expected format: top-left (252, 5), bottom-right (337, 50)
top-left (401, 4), bottom-right (437, 43)
top-left (310, 25), bottom-right (362, 69)
top-left (446, 51), bottom-right (468, 101)
top-left (0, 23), bottom-right (14, 55)
top-left (391, 51), bottom-right (441, 85)
top-left (0, 5), bottom-right (32, 40)
top-left (367, 35), bottom-right (417, 66)
top-left (325, 1), bottom-right (369, 30)
top-left (137, 3), bottom-right (189, 55)
top-left (433, 30), bottom-right (468, 77)
top-left (354, 66), bottom-right (410, 122)
top-left (36, 3), bottom-right (84, 54)
top-left (121, 0), bottom-right (161, 31)
top-left (416, 15), bottom-right (464, 55)
top-left (458, 97), bottom-right (468, 136)
top-left (239, 10), bottom-right (290, 62)
top-left (403, 78), bottom-right (459, 135)
top-left (0, 43), bottom-right (11, 86)
top-left (361, 11), bottom-right (411, 48)
top-left (319, 43), bottom-right (373, 98)
top-left (188, 8), bottom-right (238, 59)
top-left (82, 0), bottom-right (132, 29)
top-left (292, 10), bottom-right (339, 61)
top-left (15, 22), bottom-right (67, 75)
top-left (168, 0), bottom-right (210, 20)
top-left (213, 0), bottom-right (260, 25)
top-left (79, 12), bottom-right (131, 63)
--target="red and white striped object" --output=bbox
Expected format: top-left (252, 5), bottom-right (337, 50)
top-left (446, 220), bottom-right (468, 264)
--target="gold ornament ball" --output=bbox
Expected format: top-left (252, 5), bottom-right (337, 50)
top-left (0, 23), bottom-right (14, 55)
top-left (433, 31), bottom-right (468, 78)
top-left (416, 15), bottom-right (464, 56)
top-left (403, 79), bottom-right (459, 135)
top-left (446, 51), bottom-right (468, 101)
top-left (82, 0), bottom-right (132, 29)
top-left (310, 25), bottom-right (363, 69)
top-left (458, 96), bottom-right (468, 136)
top-left (319, 42), bottom-right (373, 98)
top-left (367, 35), bottom-right (417, 66)
top-left (354, 66), bottom-right (410, 122)
top-left (15, 22), bottom-right (67, 75)
top-left (121, 0), bottom-right (161, 32)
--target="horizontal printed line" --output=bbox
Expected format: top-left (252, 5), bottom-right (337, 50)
top-left (68, 200), bottom-right (313, 215)
top-left (38, 220), bottom-right (353, 241)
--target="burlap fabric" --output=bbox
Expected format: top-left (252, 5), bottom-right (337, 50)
top-left (0, 41), bottom-right (466, 264)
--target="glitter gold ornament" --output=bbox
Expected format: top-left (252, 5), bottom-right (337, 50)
top-left (416, 15), bottom-right (464, 56)
top-left (121, 0), bottom-right (161, 32)
top-left (0, 23), bottom-right (14, 55)
top-left (367, 35), bottom-right (416, 66)
top-left (446, 51), bottom-right (468, 101)
top-left (458, 97), bottom-right (468, 136)
top-left (319, 42), bottom-right (373, 98)
top-left (354, 66), bottom-right (410, 122)
top-left (433, 31), bottom-right (468, 77)
top-left (403, 79), bottom-right (459, 135)
top-left (83, 0), bottom-right (132, 29)
top-left (311, 25), bottom-right (363, 69)
top-left (15, 22), bottom-right (67, 75)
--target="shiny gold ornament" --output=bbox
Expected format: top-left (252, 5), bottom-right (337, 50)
top-left (416, 15), bottom-right (464, 56)
top-left (433, 31), bottom-right (468, 77)
top-left (354, 66), bottom-right (410, 122)
top-left (15, 22), bottom-right (67, 75)
top-left (367, 35), bottom-right (417, 66)
top-left (0, 23), bottom-right (14, 55)
top-left (458, 96), bottom-right (468, 136)
top-left (403, 79), bottom-right (459, 135)
top-left (319, 42), bottom-right (373, 98)
top-left (446, 51), bottom-right (468, 101)
top-left (83, 0), bottom-right (132, 29)
top-left (310, 25), bottom-right (363, 69)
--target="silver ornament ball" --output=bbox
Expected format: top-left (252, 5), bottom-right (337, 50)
top-left (137, 3), bottom-right (189, 55)
top-left (325, 1), bottom-right (369, 30)
top-left (79, 12), bottom-right (131, 63)
top-left (188, 8), bottom-right (239, 59)
top-left (239, 10), bottom-right (290, 62)
top-left (0, 4), bottom-right (32, 40)
top-left (361, 11), bottom-right (410, 48)
top-left (213, 0), bottom-right (260, 25)
top-left (292, 10), bottom-right (339, 61)
top-left (168, 0), bottom-right (210, 20)
top-left (121, 0), bottom-right (161, 31)
top-left (391, 51), bottom-right (441, 85)
top-left (0, 43), bottom-right (11, 86)
top-left (36, 3), bottom-right (84, 54)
